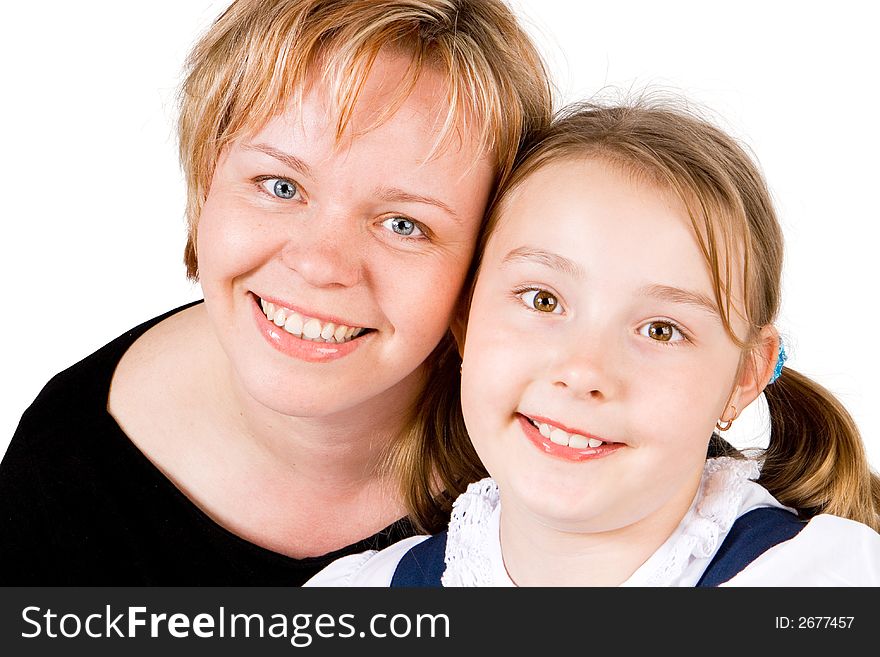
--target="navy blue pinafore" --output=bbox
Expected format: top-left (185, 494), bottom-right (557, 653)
top-left (390, 507), bottom-right (805, 587)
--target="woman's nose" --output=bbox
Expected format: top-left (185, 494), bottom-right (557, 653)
top-left (279, 213), bottom-right (363, 288)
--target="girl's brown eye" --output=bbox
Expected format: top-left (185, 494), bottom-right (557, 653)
top-left (646, 321), bottom-right (673, 341)
top-left (532, 290), bottom-right (558, 313)
top-left (518, 289), bottom-right (563, 314)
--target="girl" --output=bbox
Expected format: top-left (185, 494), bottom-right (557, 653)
top-left (306, 101), bottom-right (880, 586)
top-left (0, 0), bottom-right (552, 584)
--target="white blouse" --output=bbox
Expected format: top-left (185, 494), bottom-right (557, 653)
top-left (304, 457), bottom-right (880, 587)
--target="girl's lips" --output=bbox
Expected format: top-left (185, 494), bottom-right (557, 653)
top-left (516, 414), bottom-right (624, 463)
top-left (250, 294), bottom-right (368, 362)
top-left (524, 414), bottom-right (611, 444)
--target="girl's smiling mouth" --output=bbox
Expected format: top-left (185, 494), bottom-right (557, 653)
top-left (516, 413), bottom-right (625, 462)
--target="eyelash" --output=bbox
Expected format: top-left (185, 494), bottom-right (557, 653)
top-left (254, 175), bottom-right (302, 201)
top-left (379, 215), bottom-right (431, 241)
top-left (637, 319), bottom-right (692, 346)
top-left (512, 286), bottom-right (565, 314)
top-left (512, 286), bottom-right (692, 346)
top-left (252, 176), bottom-right (433, 243)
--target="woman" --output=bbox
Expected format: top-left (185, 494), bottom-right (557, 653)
top-left (0, 0), bottom-right (552, 585)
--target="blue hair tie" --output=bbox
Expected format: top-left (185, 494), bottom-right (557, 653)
top-left (769, 341), bottom-right (787, 384)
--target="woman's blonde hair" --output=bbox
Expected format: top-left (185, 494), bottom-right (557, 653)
top-left (473, 99), bottom-right (880, 531)
top-left (179, 0), bottom-right (552, 279)
top-left (178, 0), bottom-right (553, 532)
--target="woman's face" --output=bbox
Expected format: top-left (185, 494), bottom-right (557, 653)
top-left (461, 157), bottom-right (759, 535)
top-left (197, 52), bottom-right (494, 419)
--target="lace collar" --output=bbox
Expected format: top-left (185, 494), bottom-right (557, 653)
top-left (441, 457), bottom-right (777, 587)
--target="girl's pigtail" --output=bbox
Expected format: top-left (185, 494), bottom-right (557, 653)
top-left (760, 367), bottom-right (880, 532)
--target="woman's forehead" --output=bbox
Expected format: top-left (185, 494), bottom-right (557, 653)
top-left (227, 53), bottom-right (495, 177)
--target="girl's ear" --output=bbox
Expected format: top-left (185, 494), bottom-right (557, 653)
top-left (728, 325), bottom-right (780, 413)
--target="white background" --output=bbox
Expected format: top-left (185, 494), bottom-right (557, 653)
top-left (1, 1), bottom-right (878, 469)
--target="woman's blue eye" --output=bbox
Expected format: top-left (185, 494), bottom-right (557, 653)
top-left (260, 178), bottom-right (298, 200)
top-left (519, 289), bottom-right (563, 314)
top-left (382, 216), bottom-right (423, 238)
top-left (639, 320), bottom-right (685, 343)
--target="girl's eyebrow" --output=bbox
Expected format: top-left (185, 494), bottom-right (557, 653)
top-left (242, 143), bottom-right (313, 177)
top-left (501, 246), bottom-right (585, 279)
top-left (500, 248), bottom-right (720, 317)
top-left (639, 284), bottom-right (719, 317)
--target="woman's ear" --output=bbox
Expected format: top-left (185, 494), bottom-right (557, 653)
top-left (728, 325), bottom-right (780, 412)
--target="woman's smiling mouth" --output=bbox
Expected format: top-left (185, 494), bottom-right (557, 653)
top-left (250, 293), bottom-right (375, 362)
top-left (258, 295), bottom-right (371, 344)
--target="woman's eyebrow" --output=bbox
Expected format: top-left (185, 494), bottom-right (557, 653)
top-left (376, 188), bottom-right (459, 221)
top-left (638, 284), bottom-right (720, 316)
top-left (501, 246), bottom-right (585, 279)
top-left (243, 143), bottom-right (313, 176)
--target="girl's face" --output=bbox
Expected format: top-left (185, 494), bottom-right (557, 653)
top-left (460, 157), bottom-right (762, 534)
top-left (197, 52), bottom-right (493, 420)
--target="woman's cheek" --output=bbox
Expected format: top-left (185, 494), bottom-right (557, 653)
top-left (200, 205), bottom-right (283, 284)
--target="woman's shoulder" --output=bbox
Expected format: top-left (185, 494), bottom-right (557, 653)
top-left (110, 299), bottom-right (208, 392)
top-left (9, 300), bottom-right (205, 456)
top-left (108, 300), bottom-right (213, 437)
top-left (303, 535), bottom-right (432, 586)
top-left (724, 514), bottom-right (880, 586)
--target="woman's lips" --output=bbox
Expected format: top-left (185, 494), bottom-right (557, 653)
top-left (257, 294), bottom-right (371, 335)
top-left (250, 293), bottom-right (370, 362)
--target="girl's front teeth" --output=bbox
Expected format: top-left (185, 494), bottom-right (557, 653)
top-left (532, 418), bottom-right (604, 448)
top-left (260, 299), bottom-right (364, 343)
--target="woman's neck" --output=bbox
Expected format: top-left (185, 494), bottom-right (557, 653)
top-left (110, 303), bottom-right (420, 556)
top-left (195, 339), bottom-right (422, 556)
top-left (211, 349), bottom-right (424, 492)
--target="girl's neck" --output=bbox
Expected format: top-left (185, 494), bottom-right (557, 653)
top-left (497, 480), bottom-right (701, 587)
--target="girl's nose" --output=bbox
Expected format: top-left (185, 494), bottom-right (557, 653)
top-left (279, 213), bottom-right (363, 288)
top-left (550, 330), bottom-right (621, 401)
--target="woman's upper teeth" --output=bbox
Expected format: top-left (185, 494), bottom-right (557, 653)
top-left (534, 419), bottom-right (604, 448)
top-left (261, 299), bottom-right (365, 343)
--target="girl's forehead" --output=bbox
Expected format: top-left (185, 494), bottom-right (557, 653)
top-left (492, 158), bottom-right (691, 246)
top-left (491, 161), bottom-right (718, 266)
top-left (487, 156), bottom-right (751, 336)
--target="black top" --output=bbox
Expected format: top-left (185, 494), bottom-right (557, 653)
top-left (0, 301), bottom-right (416, 585)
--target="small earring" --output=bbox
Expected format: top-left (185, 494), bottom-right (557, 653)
top-left (715, 405), bottom-right (737, 432)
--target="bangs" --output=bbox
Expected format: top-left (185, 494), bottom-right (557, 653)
top-left (178, 0), bottom-right (553, 280)
top-left (181, 2), bottom-right (527, 197)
